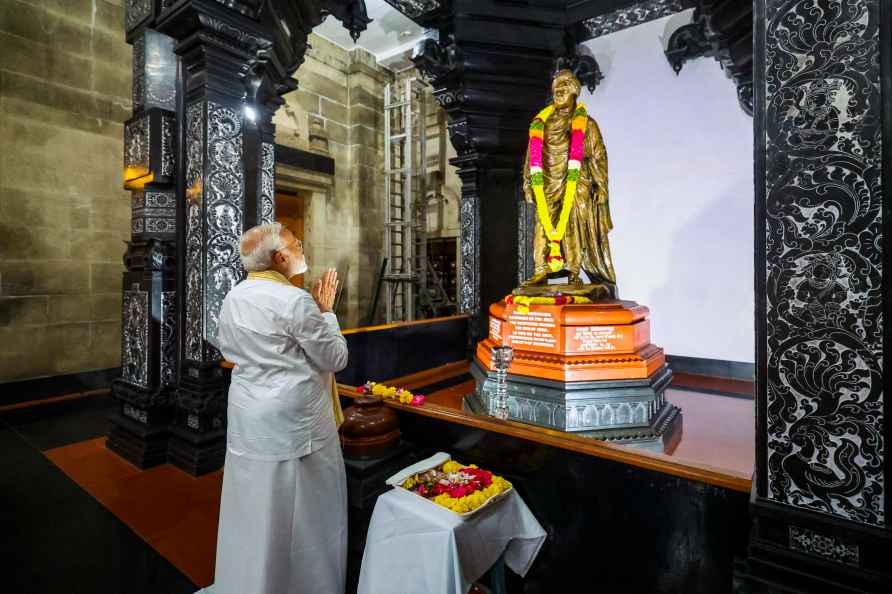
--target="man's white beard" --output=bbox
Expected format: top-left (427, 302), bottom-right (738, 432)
top-left (288, 255), bottom-right (307, 278)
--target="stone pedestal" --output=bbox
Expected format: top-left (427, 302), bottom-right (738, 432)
top-left (106, 383), bottom-right (173, 469)
top-left (473, 299), bottom-right (681, 452)
top-left (166, 365), bottom-right (228, 476)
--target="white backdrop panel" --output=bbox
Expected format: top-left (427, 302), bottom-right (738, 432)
top-left (579, 14), bottom-right (754, 363)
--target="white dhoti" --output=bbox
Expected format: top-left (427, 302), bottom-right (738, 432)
top-left (198, 430), bottom-right (347, 594)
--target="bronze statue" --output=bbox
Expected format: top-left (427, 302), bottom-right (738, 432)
top-left (518, 69), bottom-right (616, 299)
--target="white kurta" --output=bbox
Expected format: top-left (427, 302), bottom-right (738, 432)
top-left (199, 275), bottom-right (349, 594)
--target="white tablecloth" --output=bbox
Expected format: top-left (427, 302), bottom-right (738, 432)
top-left (357, 487), bottom-right (546, 594)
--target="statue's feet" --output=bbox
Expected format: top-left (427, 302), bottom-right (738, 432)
top-left (521, 270), bottom-right (549, 286)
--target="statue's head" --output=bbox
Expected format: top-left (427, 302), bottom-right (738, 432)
top-left (552, 69), bottom-right (582, 110)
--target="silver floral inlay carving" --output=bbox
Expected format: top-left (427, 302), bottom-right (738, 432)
top-left (204, 102), bottom-right (245, 360)
top-left (459, 193), bottom-right (479, 315)
top-left (150, 243), bottom-right (164, 271)
top-left (132, 35), bottom-right (146, 113)
top-left (203, 15), bottom-right (267, 48)
top-left (133, 191), bottom-right (174, 238)
top-left (161, 114), bottom-right (175, 177)
top-left (125, 0), bottom-right (152, 32)
top-left (260, 142), bottom-right (275, 224)
top-left (146, 192), bottom-right (175, 209)
top-left (183, 101), bottom-right (245, 362)
top-left (146, 218), bottom-right (176, 234)
top-left (582, 0), bottom-right (684, 39)
top-left (122, 289), bottom-right (149, 388)
top-left (187, 413), bottom-right (200, 430)
top-left (789, 526), bottom-right (859, 566)
top-left (160, 291), bottom-right (177, 387)
top-left (762, 0), bottom-right (884, 527)
top-left (124, 116), bottom-right (150, 177)
top-left (123, 403), bottom-right (148, 424)
top-left (385, 1), bottom-right (440, 18)
top-left (185, 101), bottom-right (205, 361)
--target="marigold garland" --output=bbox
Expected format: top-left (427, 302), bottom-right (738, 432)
top-left (529, 102), bottom-right (588, 273)
top-left (401, 458), bottom-right (512, 514)
top-left (506, 293), bottom-right (592, 314)
top-left (356, 381), bottom-right (426, 406)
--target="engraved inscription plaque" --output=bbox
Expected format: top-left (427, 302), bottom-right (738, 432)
top-left (504, 310), bottom-right (558, 352)
top-left (571, 326), bottom-right (620, 352)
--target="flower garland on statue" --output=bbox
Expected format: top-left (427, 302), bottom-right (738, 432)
top-left (401, 459), bottom-right (512, 514)
top-left (357, 381), bottom-right (426, 406)
top-left (506, 293), bottom-right (592, 314)
top-left (529, 102), bottom-right (588, 273)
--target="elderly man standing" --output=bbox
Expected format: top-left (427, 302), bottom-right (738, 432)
top-left (199, 223), bottom-right (348, 594)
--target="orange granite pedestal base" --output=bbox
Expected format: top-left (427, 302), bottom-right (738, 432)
top-left (470, 299), bottom-right (682, 452)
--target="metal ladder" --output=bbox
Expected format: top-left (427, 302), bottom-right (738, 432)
top-left (383, 77), bottom-right (427, 322)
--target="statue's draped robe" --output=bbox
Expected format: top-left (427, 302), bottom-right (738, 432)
top-left (522, 108), bottom-right (616, 285)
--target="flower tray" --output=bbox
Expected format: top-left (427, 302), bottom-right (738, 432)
top-left (386, 452), bottom-right (513, 519)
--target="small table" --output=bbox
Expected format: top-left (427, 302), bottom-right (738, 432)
top-left (358, 487), bottom-right (546, 594)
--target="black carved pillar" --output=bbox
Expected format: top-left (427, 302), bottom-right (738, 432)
top-left (108, 2), bottom-right (180, 469)
top-left (747, 0), bottom-right (892, 590)
top-left (409, 1), bottom-right (567, 339)
top-left (149, 0), bottom-right (368, 475)
top-left (150, 1), bottom-right (272, 475)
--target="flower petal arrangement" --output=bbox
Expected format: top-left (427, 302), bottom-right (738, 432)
top-left (356, 381), bottom-right (427, 406)
top-left (400, 458), bottom-right (513, 515)
top-left (506, 293), bottom-right (592, 314)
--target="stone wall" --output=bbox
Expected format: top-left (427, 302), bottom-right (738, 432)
top-left (0, 0), bottom-right (130, 382)
top-left (274, 35), bottom-right (393, 328)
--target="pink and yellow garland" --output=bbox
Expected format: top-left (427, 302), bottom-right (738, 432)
top-left (357, 381), bottom-right (426, 406)
top-left (506, 293), bottom-right (592, 314)
top-left (529, 102), bottom-right (588, 273)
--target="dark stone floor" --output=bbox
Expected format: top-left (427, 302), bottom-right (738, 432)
top-left (0, 395), bottom-right (197, 594)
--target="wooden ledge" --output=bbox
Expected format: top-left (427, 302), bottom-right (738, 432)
top-left (337, 380), bottom-right (752, 493)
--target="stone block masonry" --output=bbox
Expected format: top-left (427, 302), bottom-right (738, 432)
top-left (0, 0), bottom-right (130, 382)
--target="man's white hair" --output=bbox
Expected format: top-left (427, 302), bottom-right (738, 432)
top-left (240, 222), bottom-right (287, 272)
